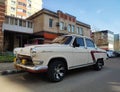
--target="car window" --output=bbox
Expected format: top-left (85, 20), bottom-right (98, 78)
top-left (86, 38), bottom-right (95, 48)
top-left (52, 36), bottom-right (72, 45)
top-left (73, 37), bottom-right (85, 47)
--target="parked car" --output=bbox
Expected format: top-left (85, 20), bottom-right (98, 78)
top-left (13, 34), bottom-right (107, 82)
top-left (106, 50), bottom-right (115, 58)
top-left (114, 51), bottom-right (120, 57)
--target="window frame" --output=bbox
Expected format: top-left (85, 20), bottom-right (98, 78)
top-left (49, 18), bottom-right (53, 28)
top-left (68, 24), bottom-right (71, 32)
top-left (71, 25), bottom-right (75, 33)
top-left (73, 37), bottom-right (85, 47)
top-left (60, 22), bottom-right (64, 30)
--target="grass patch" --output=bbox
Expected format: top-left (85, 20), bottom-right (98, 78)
top-left (0, 53), bottom-right (15, 63)
top-left (0, 55), bottom-right (15, 63)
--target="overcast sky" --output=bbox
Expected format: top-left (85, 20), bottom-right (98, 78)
top-left (43, 0), bottom-right (120, 34)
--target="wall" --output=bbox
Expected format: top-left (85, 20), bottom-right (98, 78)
top-left (33, 14), bottom-right (44, 33)
top-left (114, 34), bottom-right (120, 51)
top-left (0, 2), bottom-right (5, 51)
top-left (92, 31), bottom-right (114, 50)
top-left (43, 14), bottom-right (59, 33)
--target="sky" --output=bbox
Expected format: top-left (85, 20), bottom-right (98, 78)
top-left (43, 0), bottom-right (120, 34)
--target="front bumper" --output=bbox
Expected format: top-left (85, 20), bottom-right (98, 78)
top-left (14, 64), bottom-right (48, 73)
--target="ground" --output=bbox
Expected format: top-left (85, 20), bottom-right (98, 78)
top-left (0, 62), bottom-right (14, 71)
top-left (0, 57), bottom-right (120, 92)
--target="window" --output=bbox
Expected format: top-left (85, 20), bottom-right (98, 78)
top-left (18, 2), bottom-right (22, 5)
top-left (23, 10), bottom-right (26, 13)
top-left (76, 27), bottom-right (83, 35)
top-left (49, 19), bottom-right (53, 27)
top-left (28, 21), bottom-right (32, 28)
top-left (11, 7), bottom-right (15, 12)
top-left (60, 22), bottom-right (64, 30)
top-left (68, 24), bottom-right (71, 32)
top-left (79, 27), bottom-right (83, 35)
top-left (15, 18), bottom-right (18, 25)
top-left (73, 37), bottom-right (85, 47)
top-left (71, 25), bottom-right (75, 32)
top-left (11, 14), bottom-right (15, 17)
top-left (23, 3), bottom-right (26, 7)
top-left (27, 0), bottom-right (31, 3)
top-left (18, 2), bottom-right (26, 7)
top-left (22, 20), bottom-right (26, 27)
top-left (5, 17), bottom-right (9, 24)
top-left (86, 38), bottom-right (95, 48)
top-left (19, 20), bottom-right (22, 26)
top-left (10, 18), bottom-right (14, 25)
top-left (11, 0), bottom-right (16, 5)
top-left (9, 18), bottom-right (18, 25)
top-left (52, 36), bottom-right (72, 45)
top-left (76, 27), bottom-right (79, 34)
top-left (28, 4), bottom-right (31, 8)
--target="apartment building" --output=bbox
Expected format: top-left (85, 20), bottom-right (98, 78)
top-left (5, 0), bottom-right (42, 19)
top-left (2, 8), bottom-right (91, 51)
top-left (92, 30), bottom-right (114, 50)
top-left (0, 0), bottom-right (5, 51)
top-left (114, 34), bottom-right (120, 51)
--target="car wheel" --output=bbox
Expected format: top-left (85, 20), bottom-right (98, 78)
top-left (48, 60), bottom-right (67, 82)
top-left (94, 60), bottom-right (103, 71)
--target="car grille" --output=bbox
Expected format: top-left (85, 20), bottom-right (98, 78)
top-left (16, 55), bottom-right (34, 65)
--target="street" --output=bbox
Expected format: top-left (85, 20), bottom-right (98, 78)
top-left (0, 57), bottom-right (120, 92)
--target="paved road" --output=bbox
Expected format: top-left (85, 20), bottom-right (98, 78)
top-left (0, 57), bottom-right (120, 92)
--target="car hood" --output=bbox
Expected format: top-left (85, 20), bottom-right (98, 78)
top-left (15, 44), bottom-right (69, 56)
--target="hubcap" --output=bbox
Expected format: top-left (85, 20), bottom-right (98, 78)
top-left (54, 64), bottom-right (65, 79)
top-left (98, 62), bottom-right (102, 69)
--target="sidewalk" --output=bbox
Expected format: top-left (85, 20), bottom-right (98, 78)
top-left (0, 62), bottom-right (15, 71)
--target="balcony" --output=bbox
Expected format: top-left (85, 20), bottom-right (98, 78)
top-left (2, 16), bottom-right (33, 34)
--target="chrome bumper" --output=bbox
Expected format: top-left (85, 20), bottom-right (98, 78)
top-left (15, 64), bottom-right (48, 73)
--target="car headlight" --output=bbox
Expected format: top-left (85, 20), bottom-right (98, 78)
top-left (30, 48), bottom-right (37, 57)
top-left (33, 61), bottom-right (44, 65)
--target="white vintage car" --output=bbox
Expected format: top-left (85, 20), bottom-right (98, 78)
top-left (13, 34), bottom-right (107, 82)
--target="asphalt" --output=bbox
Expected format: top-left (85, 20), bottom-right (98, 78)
top-left (0, 57), bottom-right (120, 92)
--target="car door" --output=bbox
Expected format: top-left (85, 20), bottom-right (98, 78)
top-left (85, 38), bottom-right (97, 63)
top-left (70, 37), bottom-right (89, 68)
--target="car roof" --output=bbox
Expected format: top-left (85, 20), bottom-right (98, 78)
top-left (63, 34), bottom-right (92, 40)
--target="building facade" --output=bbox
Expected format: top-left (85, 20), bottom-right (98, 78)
top-left (27, 9), bottom-right (91, 43)
top-left (0, 0), bottom-right (5, 51)
top-left (114, 34), bottom-right (120, 51)
top-left (5, 0), bottom-right (42, 19)
top-left (92, 30), bottom-right (114, 50)
top-left (2, 8), bottom-right (91, 51)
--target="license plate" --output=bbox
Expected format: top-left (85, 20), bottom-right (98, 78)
top-left (22, 59), bottom-right (27, 65)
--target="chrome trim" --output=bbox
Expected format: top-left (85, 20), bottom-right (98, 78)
top-left (15, 64), bottom-right (48, 71)
top-left (69, 63), bottom-right (95, 70)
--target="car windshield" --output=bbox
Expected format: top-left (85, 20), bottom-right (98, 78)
top-left (51, 36), bottom-right (72, 45)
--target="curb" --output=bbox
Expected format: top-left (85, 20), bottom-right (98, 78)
top-left (0, 69), bottom-right (24, 75)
